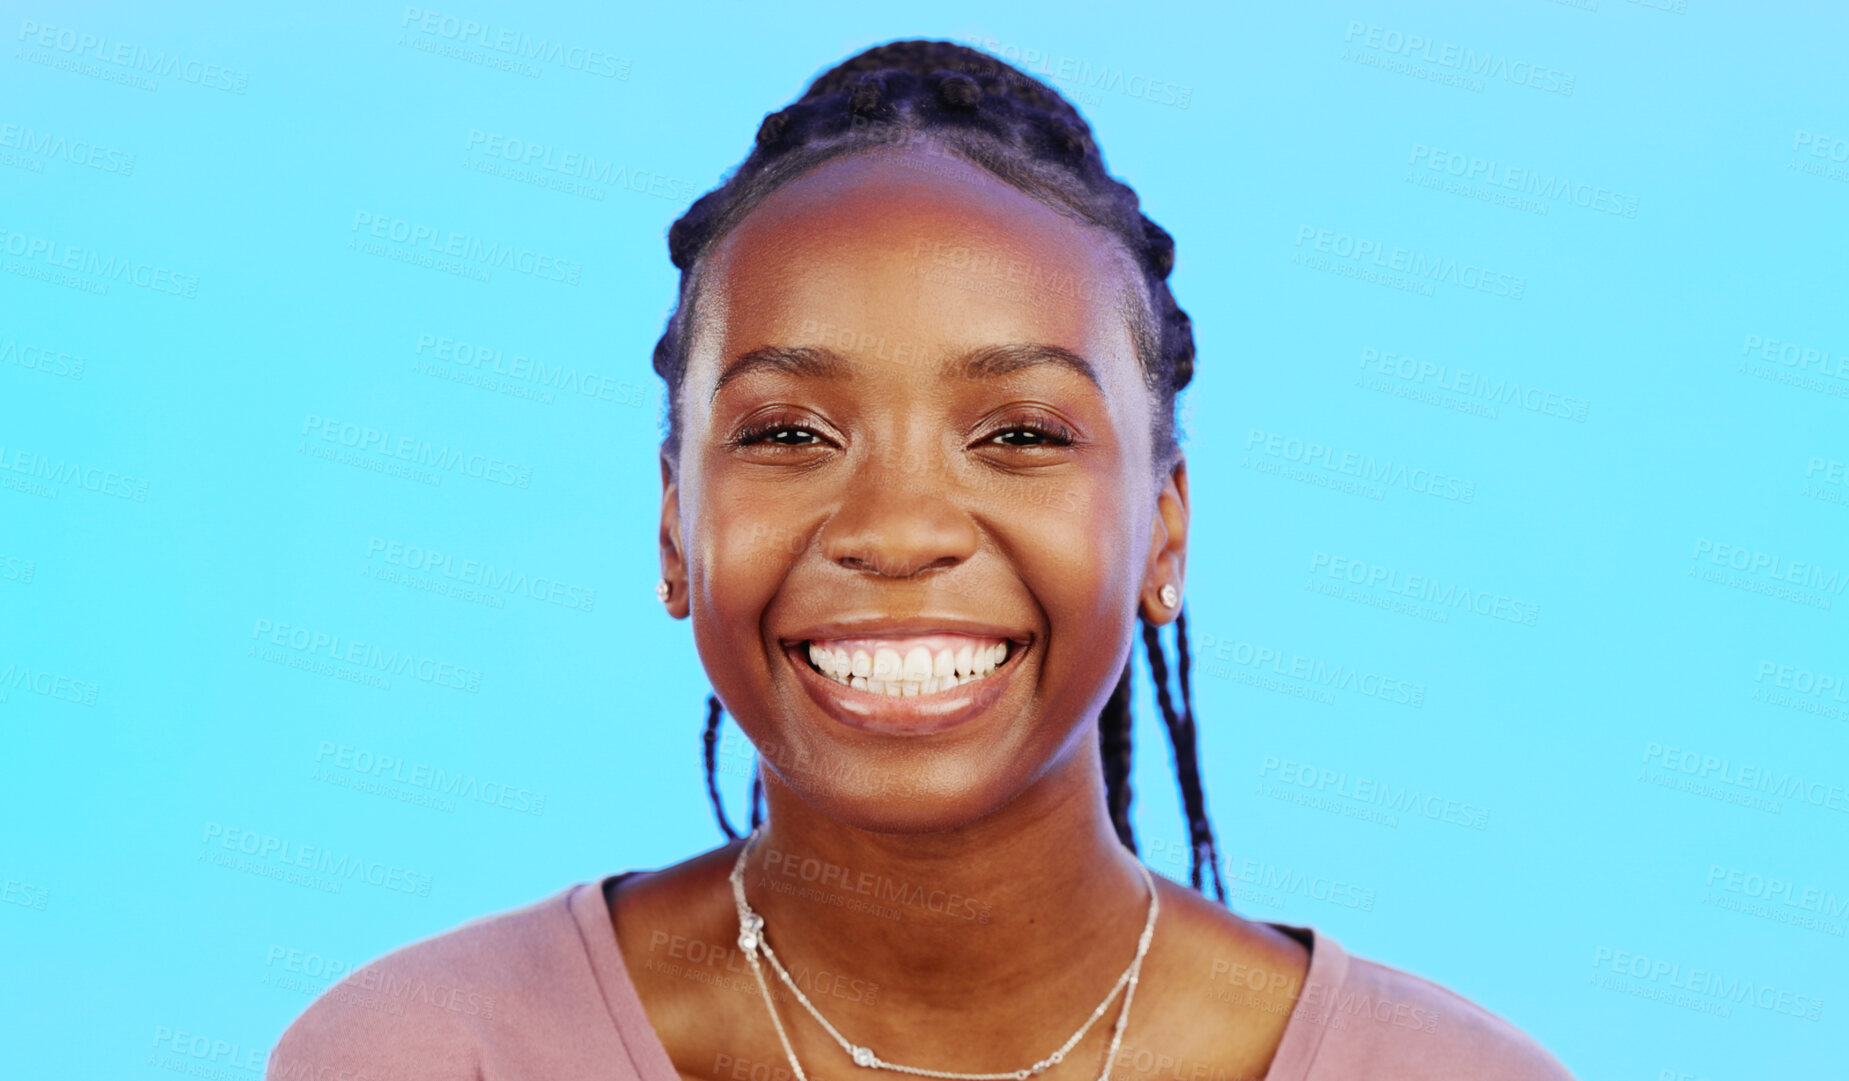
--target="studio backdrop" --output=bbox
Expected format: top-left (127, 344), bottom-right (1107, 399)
top-left (2, 2), bottom-right (1844, 1078)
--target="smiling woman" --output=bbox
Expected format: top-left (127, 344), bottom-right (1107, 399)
top-left (268, 39), bottom-right (1574, 1081)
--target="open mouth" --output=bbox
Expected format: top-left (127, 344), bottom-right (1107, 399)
top-left (801, 634), bottom-right (1017, 698)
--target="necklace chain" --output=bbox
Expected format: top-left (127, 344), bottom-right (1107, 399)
top-left (728, 831), bottom-right (1159, 1081)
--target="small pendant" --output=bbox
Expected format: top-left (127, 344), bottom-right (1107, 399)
top-left (852, 1046), bottom-right (875, 1068)
top-left (738, 912), bottom-right (764, 953)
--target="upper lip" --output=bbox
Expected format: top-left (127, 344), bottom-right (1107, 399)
top-left (780, 617), bottom-right (1033, 646)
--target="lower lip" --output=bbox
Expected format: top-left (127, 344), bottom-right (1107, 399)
top-left (784, 644), bottom-right (1026, 736)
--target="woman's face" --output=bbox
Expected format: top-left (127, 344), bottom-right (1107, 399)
top-left (661, 145), bottom-right (1188, 833)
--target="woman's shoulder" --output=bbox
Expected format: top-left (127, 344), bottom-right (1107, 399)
top-left (265, 881), bottom-right (606, 1081)
top-left (1290, 932), bottom-right (1575, 1081)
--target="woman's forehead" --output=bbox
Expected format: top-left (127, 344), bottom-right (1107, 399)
top-left (688, 148), bottom-right (1143, 375)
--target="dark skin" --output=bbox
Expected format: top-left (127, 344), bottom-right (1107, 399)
top-left (616, 145), bottom-right (1309, 1081)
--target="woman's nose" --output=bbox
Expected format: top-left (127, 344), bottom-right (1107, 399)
top-left (818, 448), bottom-right (981, 579)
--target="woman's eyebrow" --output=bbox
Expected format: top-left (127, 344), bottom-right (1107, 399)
top-left (712, 341), bottom-right (1102, 402)
top-left (712, 345), bottom-right (847, 401)
top-left (956, 343), bottom-right (1101, 390)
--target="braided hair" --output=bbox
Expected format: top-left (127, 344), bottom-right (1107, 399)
top-left (665, 40), bottom-right (1225, 901)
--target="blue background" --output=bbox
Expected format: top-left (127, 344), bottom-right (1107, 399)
top-left (3, 1), bottom-right (1845, 1077)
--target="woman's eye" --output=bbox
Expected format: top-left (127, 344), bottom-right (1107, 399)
top-left (987, 423), bottom-right (1073, 448)
top-left (738, 424), bottom-right (823, 447)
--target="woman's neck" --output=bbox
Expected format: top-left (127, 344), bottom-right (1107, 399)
top-left (737, 744), bottom-right (1153, 1015)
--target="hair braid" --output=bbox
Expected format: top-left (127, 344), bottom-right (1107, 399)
top-left (702, 694), bottom-right (743, 840)
top-left (1099, 657), bottom-right (1137, 852)
top-left (1142, 612), bottom-right (1226, 901)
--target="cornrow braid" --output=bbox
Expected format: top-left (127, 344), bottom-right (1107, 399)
top-left (702, 694), bottom-right (742, 840)
top-left (701, 693), bottom-right (763, 836)
top-left (1098, 658), bottom-right (1137, 852)
top-left (1143, 609), bottom-right (1225, 901)
top-left (676, 39), bottom-right (1225, 902)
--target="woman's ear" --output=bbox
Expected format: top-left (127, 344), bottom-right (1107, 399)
top-left (1139, 455), bottom-right (1190, 626)
top-left (658, 452), bottom-right (691, 620)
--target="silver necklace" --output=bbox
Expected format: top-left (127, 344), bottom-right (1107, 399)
top-left (728, 831), bottom-right (1159, 1081)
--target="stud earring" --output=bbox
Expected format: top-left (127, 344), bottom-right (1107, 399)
top-left (1159, 583), bottom-right (1180, 609)
top-left (655, 579), bottom-right (671, 603)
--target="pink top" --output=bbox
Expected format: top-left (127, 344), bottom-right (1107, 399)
top-left (266, 875), bottom-right (1576, 1081)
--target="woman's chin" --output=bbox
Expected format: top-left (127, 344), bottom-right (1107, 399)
top-left (759, 752), bottom-right (1029, 836)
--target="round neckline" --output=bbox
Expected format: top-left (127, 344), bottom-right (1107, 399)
top-left (568, 870), bottom-right (1348, 1081)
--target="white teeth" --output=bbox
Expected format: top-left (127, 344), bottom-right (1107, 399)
top-left (806, 639), bottom-right (1020, 698)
